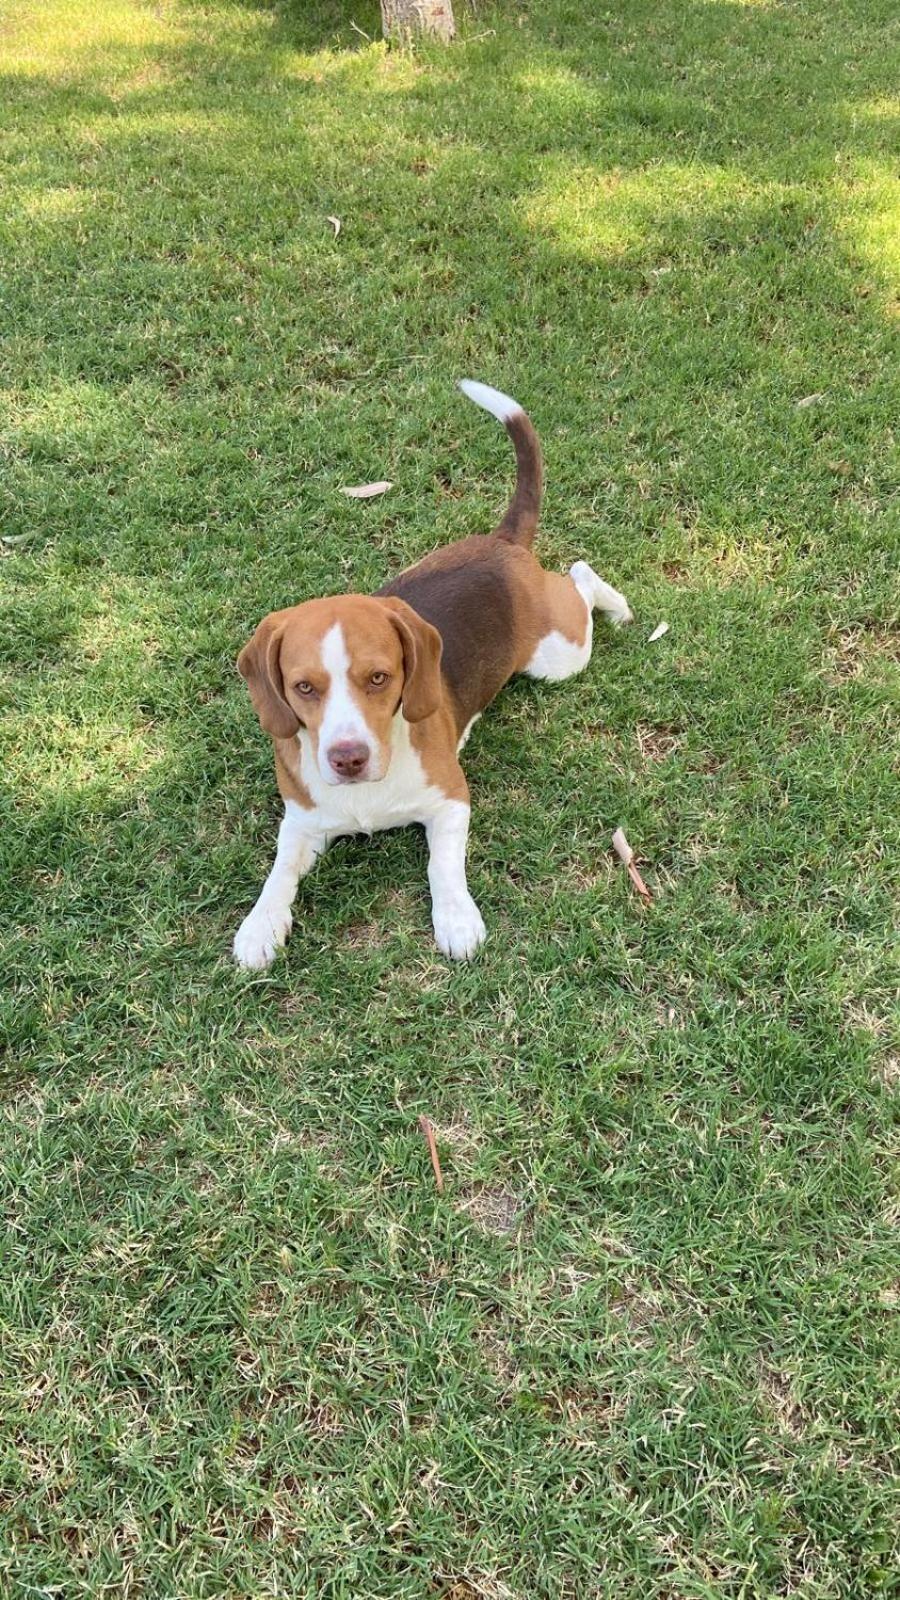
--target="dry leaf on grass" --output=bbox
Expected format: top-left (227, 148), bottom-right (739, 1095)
top-left (340, 480), bottom-right (392, 499)
top-left (795, 391), bottom-right (825, 408)
top-left (418, 1116), bottom-right (444, 1194)
top-left (648, 620), bottom-right (669, 642)
top-left (326, 215), bottom-right (341, 236)
top-left (612, 828), bottom-right (653, 903)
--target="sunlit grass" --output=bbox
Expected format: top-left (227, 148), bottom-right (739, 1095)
top-left (523, 160), bottom-right (754, 258)
top-left (1, 0), bottom-right (176, 75)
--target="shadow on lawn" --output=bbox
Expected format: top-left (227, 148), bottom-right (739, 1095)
top-left (3, 0), bottom-right (895, 390)
top-left (231, 0), bottom-right (385, 52)
top-left (3, 5), bottom-right (895, 594)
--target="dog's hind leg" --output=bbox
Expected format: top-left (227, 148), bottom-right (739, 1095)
top-left (523, 561), bottom-right (632, 682)
top-left (569, 560), bottom-right (633, 629)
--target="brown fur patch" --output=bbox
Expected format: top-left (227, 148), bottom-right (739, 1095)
top-left (411, 708), bottom-right (469, 801)
top-left (379, 536), bottom-right (589, 730)
top-left (378, 537), bottom-right (528, 730)
top-left (530, 567), bottom-right (591, 650)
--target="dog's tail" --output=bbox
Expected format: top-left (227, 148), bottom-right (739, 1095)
top-left (458, 379), bottom-right (542, 549)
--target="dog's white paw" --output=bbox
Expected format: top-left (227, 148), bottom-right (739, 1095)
top-left (602, 601), bottom-right (630, 627)
top-left (570, 561), bottom-right (633, 627)
top-left (233, 903), bottom-right (292, 970)
top-left (432, 895), bottom-right (487, 961)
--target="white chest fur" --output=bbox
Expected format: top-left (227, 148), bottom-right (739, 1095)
top-left (297, 714), bottom-right (446, 839)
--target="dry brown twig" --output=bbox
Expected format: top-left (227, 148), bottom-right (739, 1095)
top-left (418, 1116), bottom-right (444, 1193)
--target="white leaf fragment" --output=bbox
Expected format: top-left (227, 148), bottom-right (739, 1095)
top-left (327, 215), bottom-right (341, 236)
top-left (648, 621), bottom-right (669, 642)
top-left (340, 480), bottom-right (393, 499)
top-left (612, 828), bottom-right (633, 866)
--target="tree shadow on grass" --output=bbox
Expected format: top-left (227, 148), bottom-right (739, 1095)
top-left (2, 0), bottom-right (895, 584)
top-left (237, 0), bottom-right (384, 52)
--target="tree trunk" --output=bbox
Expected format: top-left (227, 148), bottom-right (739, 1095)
top-left (381, 0), bottom-right (455, 43)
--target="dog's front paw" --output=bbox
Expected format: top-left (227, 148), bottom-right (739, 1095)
top-left (432, 895), bottom-right (487, 961)
top-left (233, 903), bottom-right (292, 970)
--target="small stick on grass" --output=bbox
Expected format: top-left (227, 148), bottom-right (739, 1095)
top-left (418, 1116), bottom-right (444, 1194)
top-left (612, 827), bottom-right (653, 904)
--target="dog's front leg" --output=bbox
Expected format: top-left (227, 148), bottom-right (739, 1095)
top-left (234, 802), bottom-right (324, 970)
top-left (426, 800), bottom-right (486, 961)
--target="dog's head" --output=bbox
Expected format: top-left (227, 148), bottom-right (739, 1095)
top-left (237, 595), bottom-right (443, 785)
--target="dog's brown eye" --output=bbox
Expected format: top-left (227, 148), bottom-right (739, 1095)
top-left (295, 680), bottom-right (315, 696)
top-left (369, 671), bottom-right (388, 687)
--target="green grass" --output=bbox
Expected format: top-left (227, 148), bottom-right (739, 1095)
top-left (2, 0), bottom-right (899, 1593)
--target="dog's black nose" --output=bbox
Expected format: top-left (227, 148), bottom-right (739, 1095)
top-left (328, 741), bottom-right (370, 781)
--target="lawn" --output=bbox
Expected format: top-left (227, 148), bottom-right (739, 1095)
top-left (2, 0), bottom-right (899, 1594)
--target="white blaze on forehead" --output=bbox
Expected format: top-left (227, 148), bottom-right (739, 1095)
top-left (321, 621), bottom-right (350, 680)
top-left (316, 622), bottom-right (375, 777)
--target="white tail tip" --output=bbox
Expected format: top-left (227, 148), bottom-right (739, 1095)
top-left (458, 379), bottom-right (522, 424)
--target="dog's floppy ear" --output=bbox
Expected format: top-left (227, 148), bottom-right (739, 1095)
top-left (379, 596), bottom-right (443, 723)
top-left (237, 613), bottom-right (301, 740)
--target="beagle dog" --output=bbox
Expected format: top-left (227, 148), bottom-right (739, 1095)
top-left (234, 381), bottom-right (633, 967)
